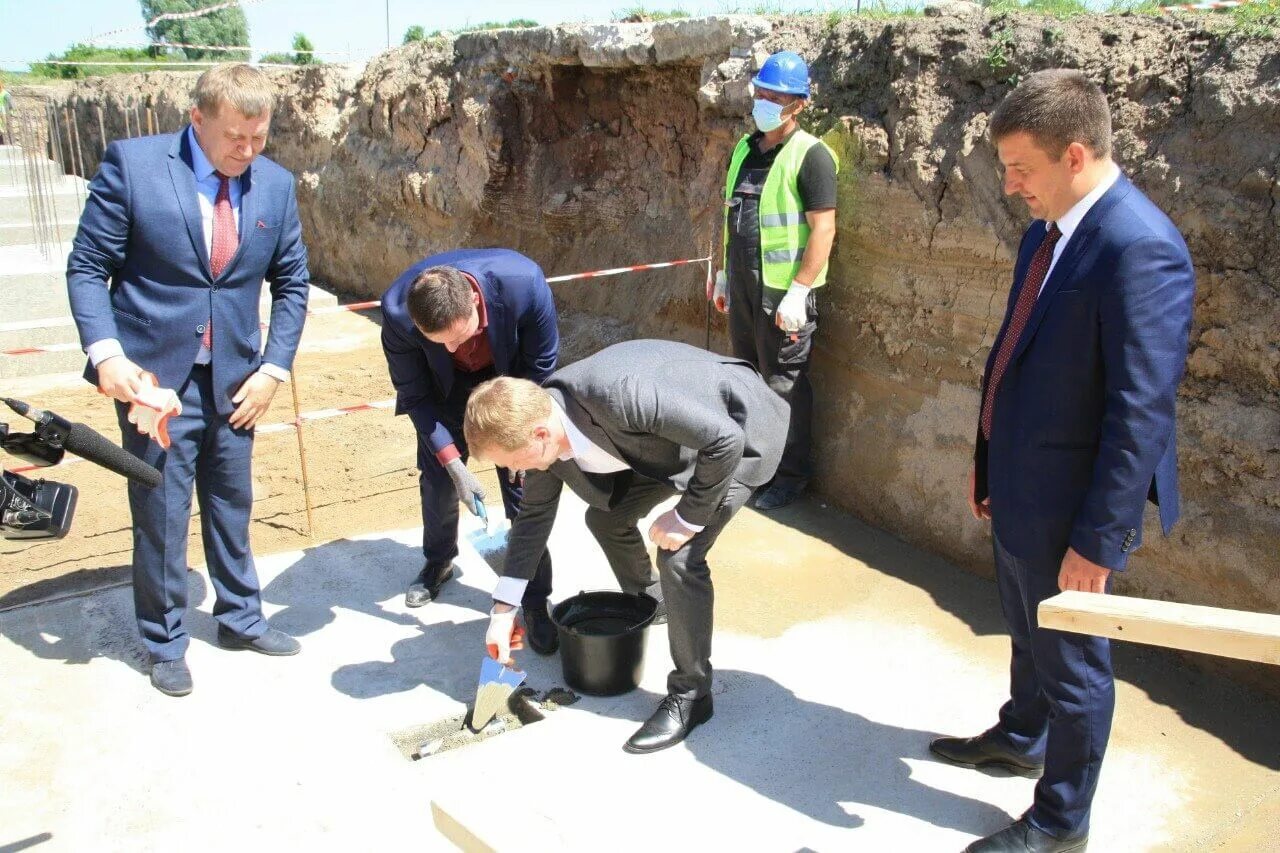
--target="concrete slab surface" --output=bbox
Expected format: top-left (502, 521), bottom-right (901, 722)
top-left (2, 483), bottom-right (1277, 852)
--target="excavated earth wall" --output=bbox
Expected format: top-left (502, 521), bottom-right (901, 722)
top-left (57, 13), bottom-right (1279, 633)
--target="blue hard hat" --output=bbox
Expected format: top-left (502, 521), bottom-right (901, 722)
top-left (751, 51), bottom-right (810, 98)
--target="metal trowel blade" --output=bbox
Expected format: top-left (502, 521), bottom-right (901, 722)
top-left (472, 656), bottom-right (526, 731)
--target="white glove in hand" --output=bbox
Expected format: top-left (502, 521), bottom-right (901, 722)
top-left (712, 271), bottom-right (729, 313)
top-left (774, 280), bottom-right (811, 333)
top-left (127, 372), bottom-right (182, 449)
top-left (445, 457), bottom-right (487, 517)
top-left (485, 606), bottom-right (520, 664)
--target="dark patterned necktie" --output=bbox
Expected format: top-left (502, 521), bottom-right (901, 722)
top-left (980, 223), bottom-right (1062, 440)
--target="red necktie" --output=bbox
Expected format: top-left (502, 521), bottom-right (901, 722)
top-left (980, 223), bottom-right (1062, 440)
top-left (203, 172), bottom-right (239, 354)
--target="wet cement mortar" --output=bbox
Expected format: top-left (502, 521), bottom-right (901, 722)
top-left (42, 13), bottom-right (1280, 698)
top-left (394, 687), bottom-right (580, 761)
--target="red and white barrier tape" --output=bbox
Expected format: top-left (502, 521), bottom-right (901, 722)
top-left (7, 396), bottom-right (397, 474)
top-left (2, 257), bottom-right (709, 350)
top-left (89, 0), bottom-right (269, 44)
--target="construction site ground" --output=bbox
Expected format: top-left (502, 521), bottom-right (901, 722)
top-left (3, 294), bottom-right (1278, 850)
top-left (1, 154), bottom-right (1277, 850)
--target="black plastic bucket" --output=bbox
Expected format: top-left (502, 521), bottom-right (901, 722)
top-left (550, 590), bottom-right (658, 696)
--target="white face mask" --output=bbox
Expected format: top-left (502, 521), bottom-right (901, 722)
top-left (752, 98), bottom-right (787, 132)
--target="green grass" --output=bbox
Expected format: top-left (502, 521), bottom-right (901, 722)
top-left (1105, 0), bottom-right (1161, 12)
top-left (426, 18), bottom-right (539, 37)
top-left (1228, 0), bottom-right (1280, 36)
top-left (987, 0), bottom-right (1092, 17)
top-left (612, 6), bottom-right (692, 19)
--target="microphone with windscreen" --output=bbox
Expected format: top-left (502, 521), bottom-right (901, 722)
top-left (3, 397), bottom-right (163, 488)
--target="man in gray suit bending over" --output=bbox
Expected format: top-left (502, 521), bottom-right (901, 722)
top-left (464, 339), bottom-right (788, 753)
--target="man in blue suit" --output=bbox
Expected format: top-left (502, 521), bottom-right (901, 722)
top-left (67, 65), bottom-right (310, 696)
top-left (929, 70), bottom-right (1195, 852)
top-left (380, 249), bottom-right (560, 653)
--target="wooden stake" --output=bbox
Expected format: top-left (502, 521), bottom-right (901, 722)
top-left (96, 105), bottom-right (106, 156)
top-left (288, 371), bottom-right (317, 538)
top-left (146, 106), bottom-right (155, 136)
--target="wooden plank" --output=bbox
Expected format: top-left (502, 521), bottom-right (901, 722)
top-left (1038, 591), bottom-right (1280, 665)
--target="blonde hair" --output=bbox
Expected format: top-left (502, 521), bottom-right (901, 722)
top-left (464, 377), bottom-right (553, 454)
top-left (191, 63), bottom-right (275, 118)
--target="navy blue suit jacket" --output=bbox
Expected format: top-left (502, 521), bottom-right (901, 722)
top-left (975, 173), bottom-right (1195, 571)
top-left (381, 249), bottom-right (559, 455)
top-left (67, 128), bottom-right (310, 415)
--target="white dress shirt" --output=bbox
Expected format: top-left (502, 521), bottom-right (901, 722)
top-left (86, 125), bottom-right (289, 383)
top-left (1040, 162), bottom-right (1121, 296)
top-left (491, 400), bottom-right (704, 607)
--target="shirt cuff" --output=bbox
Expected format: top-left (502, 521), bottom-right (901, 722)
top-left (86, 338), bottom-right (125, 367)
top-left (672, 509), bottom-right (705, 534)
top-left (492, 576), bottom-right (529, 608)
top-left (257, 362), bottom-right (291, 383)
top-left (435, 443), bottom-right (461, 466)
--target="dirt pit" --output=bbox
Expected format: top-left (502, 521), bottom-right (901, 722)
top-left (0, 310), bottom-right (480, 606)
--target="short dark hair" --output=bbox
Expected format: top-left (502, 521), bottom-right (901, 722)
top-left (989, 69), bottom-right (1112, 159)
top-left (406, 266), bottom-right (474, 333)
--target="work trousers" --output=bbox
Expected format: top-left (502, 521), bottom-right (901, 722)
top-left (583, 473), bottom-right (753, 698)
top-left (117, 363), bottom-right (263, 662)
top-left (725, 192), bottom-right (817, 491)
top-left (415, 367), bottom-right (552, 608)
top-left (992, 533), bottom-right (1115, 839)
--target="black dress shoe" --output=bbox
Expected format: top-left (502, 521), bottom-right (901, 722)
top-left (405, 562), bottom-right (455, 608)
top-left (966, 817), bottom-right (1088, 852)
top-left (754, 483), bottom-right (801, 511)
top-left (524, 602), bottom-right (559, 655)
top-left (623, 694), bottom-right (713, 754)
top-left (217, 626), bottom-right (301, 656)
top-left (929, 728), bottom-right (1044, 778)
top-left (150, 658), bottom-right (193, 697)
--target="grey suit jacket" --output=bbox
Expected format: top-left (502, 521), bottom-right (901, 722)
top-left (502, 339), bottom-right (789, 582)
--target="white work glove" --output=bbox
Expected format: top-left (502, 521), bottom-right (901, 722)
top-left (485, 605), bottom-right (524, 665)
top-left (445, 457), bottom-right (487, 517)
top-left (126, 372), bottom-right (182, 449)
top-left (774, 280), bottom-right (811, 333)
top-left (712, 270), bottom-right (728, 314)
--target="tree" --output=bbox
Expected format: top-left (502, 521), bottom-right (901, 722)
top-left (257, 52), bottom-right (295, 65)
top-left (139, 0), bottom-right (250, 61)
top-left (403, 25), bottom-right (426, 44)
top-left (291, 32), bottom-right (315, 65)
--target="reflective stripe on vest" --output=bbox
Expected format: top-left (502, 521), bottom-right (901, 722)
top-left (722, 129), bottom-right (839, 290)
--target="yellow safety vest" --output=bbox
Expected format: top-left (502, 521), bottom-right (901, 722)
top-left (722, 129), bottom-right (838, 290)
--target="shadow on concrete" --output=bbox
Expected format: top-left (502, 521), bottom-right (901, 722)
top-left (594, 670), bottom-right (1016, 836)
top-left (260, 536), bottom-right (427, 639)
top-left (763, 497), bottom-right (1280, 771)
top-left (0, 570), bottom-right (217, 675)
top-left (251, 534), bottom-right (501, 706)
top-left (0, 832), bottom-right (53, 852)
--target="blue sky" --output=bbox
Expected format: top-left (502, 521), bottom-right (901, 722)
top-left (0, 0), bottom-right (878, 72)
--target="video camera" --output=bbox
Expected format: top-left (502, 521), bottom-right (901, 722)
top-left (2, 397), bottom-right (161, 540)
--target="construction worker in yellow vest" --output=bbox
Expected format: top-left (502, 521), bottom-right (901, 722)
top-left (711, 50), bottom-right (838, 510)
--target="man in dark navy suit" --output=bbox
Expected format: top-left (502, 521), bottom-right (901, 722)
top-left (929, 70), bottom-right (1195, 852)
top-left (380, 249), bottom-right (559, 653)
top-left (67, 65), bottom-right (311, 696)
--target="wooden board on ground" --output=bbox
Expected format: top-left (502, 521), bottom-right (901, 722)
top-left (1039, 591), bottom-right (1280, 665)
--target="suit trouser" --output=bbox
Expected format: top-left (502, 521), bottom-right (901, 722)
top-left (415, 367), bottom-right (552, 608)
top-left (117, 364), bottom-right (264, 662)
top-left (725, 194), bottom-right (817, 491)
top-left (992, 533), bottom-right (1115, 839)
top-left (583, 473), bottom-right (754, 698)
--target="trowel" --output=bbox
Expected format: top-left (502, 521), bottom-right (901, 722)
top-left (471, 632), bottom-right (527, 731)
